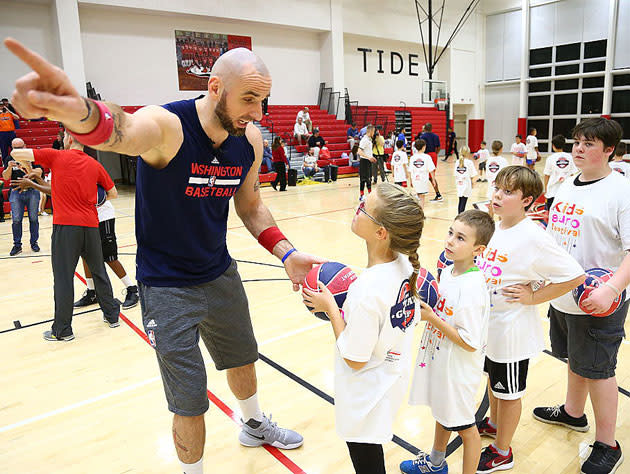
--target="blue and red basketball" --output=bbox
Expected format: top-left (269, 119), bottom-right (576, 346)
top-left (437, 250), bottom-right (453, 279)
top-left (572, 268), bottom-right (626, 317)
top-left (417, 268), bottom-right (439, 310)
top-left (304, 262), bottom-right (358, 320)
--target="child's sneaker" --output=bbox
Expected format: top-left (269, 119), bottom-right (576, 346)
top-left (400, 452), bottom-right (448, 473)
top-left (581, 441), bottom-right (623, 473)
top-left (239, 413), bottom-right (303, 449)
top-left (532, 404), bottom-right (589, 432)
top-left (477, 417), bottom-right (497, 438)
top-left (477, 445), bottom-right (514, 473)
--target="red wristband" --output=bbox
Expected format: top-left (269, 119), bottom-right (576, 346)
top-left (69, 100), bottom-right (114, 146)
top-left (258, 226), bottom-right (287, 254)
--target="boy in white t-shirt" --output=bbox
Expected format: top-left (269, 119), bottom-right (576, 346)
top-left (401, 210), bottom-right (495, 474)
top-left (543, 134), bottom-right (578, 210)
top-left (454, 146), bottom-right (477, 214)
top-left (533, 118), bottom-right (630, 474)
top-left (609, 142), bottom-right (630, 179)
top-left (409, 138), bottom-right (435, 208)
top-left (485, 140), bottom-right (509, 201)
top-left (302, 184), bottom-right (424, 474)
top-left (475, 166), bottom-right (584, 473)
top-left (525, 128), bottom-right (540, 171)
top-left (510, 135), bottom-right (527, 166)
top-left (391, 139), bottom-right (410, 187)
top-left (475, 141), bottom-right (490, 182)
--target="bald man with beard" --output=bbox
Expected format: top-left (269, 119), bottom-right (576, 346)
top-left (6, 38), bottom-right (324, 473)
top-left (2, 137), bottom-right (42, 255)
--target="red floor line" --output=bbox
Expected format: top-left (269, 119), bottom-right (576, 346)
top-left (72, 271), bottom-right (307, 474)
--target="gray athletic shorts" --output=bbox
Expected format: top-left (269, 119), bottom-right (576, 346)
top-left (549, 300), bottom-right (628, 379)
top-left (139, 260), bottom-right (259, 416)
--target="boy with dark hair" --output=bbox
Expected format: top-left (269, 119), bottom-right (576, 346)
top-left (402, 210), bottom-right (495, 474)
top-left (534, 118), bottom-right (630, 474)
top-left (525, 128), bottom-right (540, 171)
top-left (609, 142), bottom-right (630, 179)
top-left (510, 134), bottom-right (526, 166)
top-left (475, 166), bottom-right (585, 472)
top-left (543, 134), bottom-right (578, 210)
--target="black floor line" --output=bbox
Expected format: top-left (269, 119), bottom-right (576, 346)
top-left (258, 352), bottom-right (490, 458)
top-left (542, 349), bottom-right (630, 398)
top-left (0, 307), bottom-right (101, 334)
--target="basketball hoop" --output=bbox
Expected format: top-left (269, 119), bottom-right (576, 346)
top-left (434, 98), bottom-right (447, 111)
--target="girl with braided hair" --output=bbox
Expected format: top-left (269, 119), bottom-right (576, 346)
top-left (302, 183), bottom-right (424, 474)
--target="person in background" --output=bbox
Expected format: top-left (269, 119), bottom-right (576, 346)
top-left (371, 129), bottom-right (387, 184)
top-left (260, 138), bottom-right (273, 173)
top-left (271, 136), bottom-right (289, 191)
top-left (0, 100), bottom-right (20, 166)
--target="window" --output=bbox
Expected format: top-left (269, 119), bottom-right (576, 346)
top-left (530, 47), bottom-right (552, 65)
top-left (612, 117), bottom-right (630, 140)
top-left (529, 95), bottom-right (550, 116)
top-left (584, 39), bottom-right (607, 59)
top-left (612, 90), bottom-right (630, 114)
top-left (556, 64), bottom-right (579, 75)
top-left (530, 67), bottom-right (552, 78)
top-left (583, 61), bottom-right (605, 73)
top-left (613, 75), bottom-right (630, 87)
top-left (529, 81), bottom-right (551, 92)
top-left (582, 76), bottom-right (604, 89)
top-left (555, 79), bottom-right (579, 91)
top-left (554, 94), bottom-right (578, 115)
top-left (537, 142), bottom-right (549, 152)
top-left (552, 119), bottom-right (576, 138)
top-left (555, 43), bottom-right (580, 62)
top-left (581, 92), bottom-right (603, 114)
top-left (527, 119), bottom-right (549, 140)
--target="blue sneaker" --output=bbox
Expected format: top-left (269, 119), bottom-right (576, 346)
top-left (400, 452), bottom-right (448, 473)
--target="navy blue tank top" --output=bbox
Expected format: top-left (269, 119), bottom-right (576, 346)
top-left (135, 98), bottom-right (254, 287)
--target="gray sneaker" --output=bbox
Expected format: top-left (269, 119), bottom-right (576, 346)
top-left (43, 330), bottom-right (75, 341)
top-left (103, 317), bottom-right (120, 328)
top-left (239, 413), bottom-right (303, 449)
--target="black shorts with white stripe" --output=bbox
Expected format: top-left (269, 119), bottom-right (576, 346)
top-left (484, 357), bottom-right (529, 400)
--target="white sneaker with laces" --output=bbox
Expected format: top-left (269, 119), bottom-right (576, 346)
top-left (239, 413), bottom-right (304, 449)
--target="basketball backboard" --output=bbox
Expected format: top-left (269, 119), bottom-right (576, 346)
top-left (422, 79), bottom-right (447, 105)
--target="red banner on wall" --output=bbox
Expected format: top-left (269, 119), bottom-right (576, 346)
top-left (175, 30), bottom-right (253, 91)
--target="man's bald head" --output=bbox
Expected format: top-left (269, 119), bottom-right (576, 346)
top-left (11, 138), bottom-right (25, 149)
top-left (211, 48), bottom-right (270, 91)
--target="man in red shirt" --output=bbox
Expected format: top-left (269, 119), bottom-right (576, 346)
top-left (11, 131), bottom-right (120, 341)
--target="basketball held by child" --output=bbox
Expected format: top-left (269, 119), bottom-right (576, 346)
top-left (572, 268), bottom-right (626, 317)
top-left (416, 268), bottom-right (439, 310)
top-left (97, 185), bottom-right (107, 207)
top-left (436, 250), bottom-right (453, 280)
top-left (303, 262), bottom-right (357, 320)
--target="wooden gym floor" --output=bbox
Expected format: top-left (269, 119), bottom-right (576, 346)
top-left (0, 158), bottom-right (628, 473)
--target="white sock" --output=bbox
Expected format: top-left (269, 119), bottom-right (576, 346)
top-left (121, 275), bottom-right (134, 288)
top-left (488, 418), bottom-right (497, 429)
top-left (492, 443), bottom-right (509, 457)
top-left (238, 392), bottom-right (263, 423)
top-left (180, 458), bottom-right (203, 474)
top-left (86, 278), bottom-right (95, 290)
top-left (430, 449), bottom-right (445, 466)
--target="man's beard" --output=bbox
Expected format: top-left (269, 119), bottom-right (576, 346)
top-left (215, 93), bottom-right (246, 137)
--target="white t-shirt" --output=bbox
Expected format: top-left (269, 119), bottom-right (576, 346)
top-left (544, 152), bottom-right (578, 198)
top-left (335, 254), bottom-right (418, 444)
top-left (409, 266), bottom-right (489, 427)
top-left (477, 148), bottom-right (490, 163)
top-left (296, 110), bottom-right (310, 122)
top-left (609, 160), bottom-right (630, 179)
top-left (303, 155), bottom-right (317, 168)
top-left (359, 135), bottom-right (373, 161)
top-left (485, 155), bottom-right (509, 199)
top-left (409, 152), bottom-right (435, 194)
top-left (294, 122), bottom-right (308, 135)
top-left (476, 218), bottom-right (584, 362)
top-left (454, 159), bottom-right (477, 197)
top-left (510, 142), bottom-right (527, 166)
top-left (97, 199), bottom-right (115, 222)
top-left (548, 172), bottom-right (630, 314)
top-left (526, 135), bottom-right (539, 160)
top-left (391, 150), bottom-right (408, 182)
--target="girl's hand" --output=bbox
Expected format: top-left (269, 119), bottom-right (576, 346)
top-left (418, 300), bottom-right (437, 322)
top-left (302, 282), bottom-right (337, 315)
top-left (582, 285), bottom-right (617, 315)
top-left (502, 284), bottom-right (535, 304)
